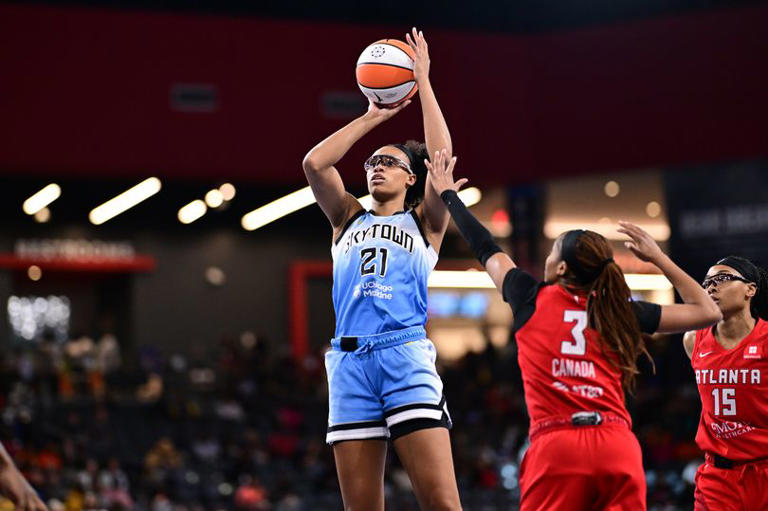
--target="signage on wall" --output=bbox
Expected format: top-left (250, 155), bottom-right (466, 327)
top-left (664, 161), bottom-right (768, 279)
top-left (0, 239), bottom-right (154, 273)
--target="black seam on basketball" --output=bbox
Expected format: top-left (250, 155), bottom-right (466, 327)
top-left (334, 209), bottom-right (366, 245)
top-left (384, 402), bottom-right (443, 417)
top-left (357, 81), bottom-right (416, 91)
top-left (356, 62), bottom-right (414, 72)
top-left (327, 420), bottom-right (386, 432)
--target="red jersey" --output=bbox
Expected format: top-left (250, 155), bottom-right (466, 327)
top-left (692, 319), bottom-right (768, 461)
top-left (503, 269), bottom-right (660, 429)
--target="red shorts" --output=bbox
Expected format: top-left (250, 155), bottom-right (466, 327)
top-left (520, 423), bottom-right (645, 511)
top-left (694, 456), bottom-right (768, 511)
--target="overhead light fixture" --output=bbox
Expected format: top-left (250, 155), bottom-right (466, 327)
top-left (426, 270), bottom-right (670, 291)
top-left (543, 221), bottom-right (670, 241)
top-left (89, 177), bottom-right (162, 225)
top-left (428, 270), bottom-right (495, 289)
top-left (646, 201), bottom-right (662, 218)
top-left (178, 200), bottom-right (207, 224)
top-left (459, 187), bottom-right (482, 207)
top-left (624, 273), bottom-right (672, 291)
top-left (23, 184), bottom-right (61, 215)
top-left (241, 186), bottom-right (316, 231)
top-left (205, 189), bottom-right (224, 208)
top-left (34, 208), bottom-right (51, 223)
top-left (219, 183), bottom-right (236, 201)
top-left (604, 180), bottom-right (620, 198)
top-left (27, 265), bottom-right (42, 281)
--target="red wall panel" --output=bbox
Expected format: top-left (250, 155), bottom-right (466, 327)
top-left (1, 5), bottom-right (766, 186)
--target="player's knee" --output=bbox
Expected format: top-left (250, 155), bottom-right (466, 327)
top-left (421, 491), bottom-right (461, 511)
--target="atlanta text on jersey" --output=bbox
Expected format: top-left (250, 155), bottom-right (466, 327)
top-left (695, 368), bottom-right (761, 385)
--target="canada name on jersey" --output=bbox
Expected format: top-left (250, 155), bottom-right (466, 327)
top-left (551, 359), bottom-right (604, 398)
top-left (342, 223), bottom-right (415, 255)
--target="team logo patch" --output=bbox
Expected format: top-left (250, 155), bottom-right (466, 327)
top-left (744, 344), bottom-right (762, 359)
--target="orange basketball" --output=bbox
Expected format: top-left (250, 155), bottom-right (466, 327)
top-left (356, 39), bottom-right (418, 108)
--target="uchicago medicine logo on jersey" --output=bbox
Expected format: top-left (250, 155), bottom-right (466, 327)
top-left (353, 281), bottom-right (394, 300)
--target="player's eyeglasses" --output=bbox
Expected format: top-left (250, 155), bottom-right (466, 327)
top-left (364, 155), bottom-right (413, 175)
top-left (701, 273), bottom-right (751, 289)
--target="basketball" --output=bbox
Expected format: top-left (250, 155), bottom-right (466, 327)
top-left (356, 39), bottom-right (418, 108)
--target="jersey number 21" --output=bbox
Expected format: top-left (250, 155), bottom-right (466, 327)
top-left (360, 247), bottom-right (389, 277)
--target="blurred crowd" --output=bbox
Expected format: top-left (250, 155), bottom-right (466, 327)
top-left (0, 329), bottom-right (703, 510)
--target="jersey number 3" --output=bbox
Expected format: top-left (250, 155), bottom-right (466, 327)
top-left (562, 310), bottom-right (588, 356)
top-left (360, 247), bottom-right (389, 277)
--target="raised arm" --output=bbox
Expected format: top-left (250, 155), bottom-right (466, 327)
top-left (682, 330), bottom-right (696, 359)
top-left (425, 150), bottom-right (516, 295)
top-left (0, 442), bottom-right (48, 511)
top-left (302, 101), bottom-right (410, 232)
top-left (618, 221), bottom-right (722, 333)
top-left (406, 28), bottom-right (453, 247)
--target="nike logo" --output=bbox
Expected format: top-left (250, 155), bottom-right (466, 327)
top-left (699, 351), bottom-right (713, 358)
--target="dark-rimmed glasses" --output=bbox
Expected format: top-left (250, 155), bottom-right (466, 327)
top-left (363, 154), bottom-right (413, 175)
top-left (701, 273), bottom-right (751, 289)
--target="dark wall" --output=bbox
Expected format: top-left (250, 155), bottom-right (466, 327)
top-left (665, 160), bottom-right (768, 280)
top-left (2, 4), bottom-right (767, 185)
top-left (130, 229), bottom-right (332, 355)
top-left (0, 174), bottom-right (337, 355)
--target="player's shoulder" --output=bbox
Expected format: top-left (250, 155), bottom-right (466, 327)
top-left (537, 283), bottom-right (580, 307)
top-left (755, 318), bottom-right (768, 338)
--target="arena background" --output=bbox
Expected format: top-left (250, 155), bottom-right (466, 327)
top-left (1, 1), bottom-right (768, 509)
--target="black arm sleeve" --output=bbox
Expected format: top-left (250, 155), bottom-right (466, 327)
top-left (632, 301), bottom-right (662, 334)
top-left (502, 268), bottom-right (542, 333)
top-left (440, 190), bottom-right (503, 265)
top-left (502, 268), bottom-right (539, 312)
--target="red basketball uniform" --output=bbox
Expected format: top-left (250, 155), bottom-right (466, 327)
top-left (691, 319), bottom-right (768, 511)
top-left (503, 269), bottom-right (660, 511)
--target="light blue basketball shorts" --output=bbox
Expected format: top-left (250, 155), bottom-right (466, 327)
top-left (325, 325), bottom-right (452, 444)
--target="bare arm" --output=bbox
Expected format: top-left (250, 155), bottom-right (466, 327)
top-left (682, 330), bottom-right (696, 359)
top-left (0, 443), bottom-right (47, 511)
top-left (406, 28), bottom-right (453, 248)
top-left (425, 151), bottom-right (518, 297)
top-left (302, 101), bottom-right (410, 231)
top-left (618, 221), bottom-right (722, 334)
top-left (485, 252), bottom-right (517, 295)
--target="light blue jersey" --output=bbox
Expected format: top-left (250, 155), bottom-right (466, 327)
top-left (331, 209), bottom-right (438, 337)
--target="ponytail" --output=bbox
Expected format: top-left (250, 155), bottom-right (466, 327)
top-left (562, 230), bottom-right (652, 393)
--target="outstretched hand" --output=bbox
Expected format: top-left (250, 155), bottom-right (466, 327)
top-left (425, 149), bottom-right (468, 196)
top-left (405, 27), bottom-right (430, 84)
top-left (364, 98), bottom-right (411, 121)
top-left (618, 221), bottom-right (665, 263)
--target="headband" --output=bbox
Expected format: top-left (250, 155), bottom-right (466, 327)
top-left (716, 256), bottom-right (759, 284)
top-left (393, 144), bottom-right (415, 170)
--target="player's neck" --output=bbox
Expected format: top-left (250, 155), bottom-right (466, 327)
top-left (715, 308), bottom-right (756, 347)
top-left (370, 198), bottom-right (406, 216)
